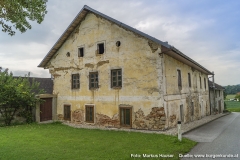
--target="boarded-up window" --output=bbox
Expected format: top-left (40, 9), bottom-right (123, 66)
top-left (78, 47), bottom-right (84, 57)
top-left (89, 72), bottom-right (98, 89)
top-left (188, 73), bottom-right (191, 87)
top-left (86, 105), bottom-right (94, 123)
top-left (111, 69), bottom-right (122, 88)
top-left (200, 76), bottom-right (202, 89)
top-left (98, 43), bottom-right (104, 54)
top-left (120, 107), bottom-right (132, 127)
top-left (72, 74), bottom-right (80, 89)
top-left (177, 69), bottom-right (182, 87)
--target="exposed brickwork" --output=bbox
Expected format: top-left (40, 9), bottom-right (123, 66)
top-left (96, 113), bottom-right (120, 128)
top-left (57, 114), bottom-right (64, 120)
top-left (72, 109), bottom-right (84, 123)
top-left (134, 107), bottom-right (166, 130)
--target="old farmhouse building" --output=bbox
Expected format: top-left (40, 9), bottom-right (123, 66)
top-left (38, 5), bottom-right (218, 130)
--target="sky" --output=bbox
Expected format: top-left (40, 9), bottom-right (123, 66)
top-left (0, 0), bottom-right (239, 86)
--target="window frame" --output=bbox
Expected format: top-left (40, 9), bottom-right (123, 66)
top-left (204, 78), bottom-right (206, 90)
top-left (199, 76), bottom-right (202, 89)
top-left (119, 107), bottom-right (132, 128)
top-left (177, 69), bottom-right (182, 88)
top-left (72, 74), bottom-right (80, 89)
top-left (111, 69), bottom-right (122, 88)
top-left (97, 43), bottom-right (105, 54)
top-left (188, 73), bottom-right (191, 88)
top-left (85, 105), bottom-right (94, 123)
top-left (89, 72), bottom-right (99, 89)
top-left (78, 47), bottom-right (84, 57)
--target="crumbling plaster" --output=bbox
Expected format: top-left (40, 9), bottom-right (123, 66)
top-left (163, 54), bottom-right (210, 126)
top-left (45, 13), bottom-right (166, 129)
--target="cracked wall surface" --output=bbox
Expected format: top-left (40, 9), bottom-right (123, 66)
top-left (44, 12), bottom-right (211, 130)
top-left (163, 54), bottom-right (210, 127)
top-left (45, 13), bottom-right (166, 130)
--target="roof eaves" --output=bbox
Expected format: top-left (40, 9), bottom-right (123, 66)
top-left (170, 46), bottom-right (213, 75)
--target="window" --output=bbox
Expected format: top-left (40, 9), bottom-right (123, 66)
top-left (97, 43), bottom-right (104, 54)
top-left (89, 72), bottom-right (98, 89)
top-left (180, 105), bottom-right (184, 122)
top-left (191, 102), bottom-right (194, 116)
top-left (199, 76), bottom-right (202, 89)
top-left (78, 47), bottom-right (84, 57)
top-left (85, 105), bottom-right (94, 123)
top-left (72, 74), bottom-right (80, 89)
top-left (219, 90), bottom-right (220, 97)
top-left (204, 78), bottom-right (206, 90)
top-left (64, 105), bottom-right (71, 121)
top-left (111, 69), bottom-right (122, 88)
top-left (120, 107), bottom-right (132, 127)
top-left (188, 73), bottom-right (191, 87)
top-left (177, 69), bottom-right (182, 87)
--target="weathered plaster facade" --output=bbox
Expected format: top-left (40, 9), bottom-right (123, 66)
top-left (39, 5), bottom-right (213, 130)
top-left (209, 81), bottom-right (224, 114)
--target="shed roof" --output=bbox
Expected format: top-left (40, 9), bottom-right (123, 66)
top-left (38, 5), bottom-right (212, 75)
top-left (208, 80), bottom-right (225, 90)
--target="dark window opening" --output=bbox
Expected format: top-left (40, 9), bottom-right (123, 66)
top-left (188, 73), bottom-right (191, 87)
top-left (64, 105), bottom-right (71, 121)
top-left (111, 69), bottom-right (122, 88)
top-left (180, 105), bottom-right (184, 122)
top-left (120, 107), bottom-right (132, 127)
top-left (200, 76), bottom-right (202, 89)
top-left (98, 43), bottom-right (104, 54)
top-left (177, 69), bottom-right (182, 87)
top-left (89, 72), bottom-right (98, 89)
top-left (78, 47), bottom-right (84, 57)
top-left (86, 105), bottom-right (94, 123)
top-left (191, 102), bottom-right (194, 116)
top-left (72, 74), bottom-right (80, 89)
top-left (204, 78), bottom-right (206, 90)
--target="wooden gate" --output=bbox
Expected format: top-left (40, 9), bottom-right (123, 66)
top-left (40, 98), bottom-right (52, 122)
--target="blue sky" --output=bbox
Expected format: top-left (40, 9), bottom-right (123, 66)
top-left (0, 0), bottom-right (239, 86)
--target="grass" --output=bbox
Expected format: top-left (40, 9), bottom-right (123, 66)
top-left (226, 94), bottom-right (236, 100)
top-left (0, 122), bottom-right (196, 160)
top-left (225, 101), bottom-right (240, 112)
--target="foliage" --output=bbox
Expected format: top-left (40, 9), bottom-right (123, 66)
top-left (0, 123), bottom-right (196, 160)
top-left (235, 94), bottom-right (240, 101)
top-left (0, 0), bottom-right (47, 36)
top-left (223, 91), bottom-right (227, 100)
top-left (224, 85), bottom-right (240, 95)
top-left (0, 68), bottom-right (44, 126)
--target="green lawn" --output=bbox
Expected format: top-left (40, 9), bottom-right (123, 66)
top-left (226, 94), bottom-right (236, 100)
top-left (225, 101), bottom-right (240, 112)
top-left (0, 123), bottom-right (196, 160)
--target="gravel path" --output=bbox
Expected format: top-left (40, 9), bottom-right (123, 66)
top-left (63, 113), bottom-right (230, 136)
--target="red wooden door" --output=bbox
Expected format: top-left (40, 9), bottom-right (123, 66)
top-left (40, 98), bottom-right (52, 122)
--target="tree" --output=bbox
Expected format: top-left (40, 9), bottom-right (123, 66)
top-left (0, 0), bottom-right (47, 36)
top-left (235, 94), bottom-right (240, 102)
top-left (0, 68), bottom-right (44, 125)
